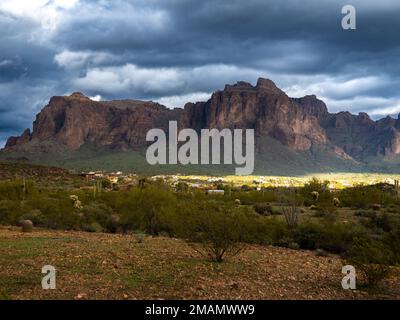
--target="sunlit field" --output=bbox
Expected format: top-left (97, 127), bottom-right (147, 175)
top-left (171, 173), bottom-right (400, 189)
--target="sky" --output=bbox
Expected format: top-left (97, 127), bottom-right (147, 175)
top-left (1, 0), bottom-right (400, 147)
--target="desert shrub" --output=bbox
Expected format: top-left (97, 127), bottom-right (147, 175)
top-left (117, 185), bottom-right (177, 236)
top-left (246, 215), bottom-right (289, 245)
top-left (252, 203), bottom-right (283, 215)
top-left (174, 202), bottom-right (254, 262)
top-left (241, 185), bottom-right (252, 192)
top-left (294, 220), bottom-right (366, 254)
top-left (83, 222), bottom-right (103, 233)
top-left (339, 185), bottom-right (397, 209)
top-left (0, 180), bottom-right (38, 201)
top-left (80, 202), bottom-right (115, 231)
top-left (282, 205), bottom-right (301, 229)
top-left (279, 190), bottom-right (303, 229)
top-left (26, 191), bottom-right (80, 230)
top-left (20, 209), bottom-right (45, 226)
top-left (362, 213), bottom-right (400, 233)
top-left (301, 177), bottom-right (332, 205)
top-left (386, 204), bottom-right (400, 214)
top-left (0, 200), bottom-right (25, 225)
top-left (175, 182), bottom-right (189, 193)
top-left (384, 226), bottom-right (400, 264)
top-left (101, 179), bottom-right (112, 189)
top-left (313, 205), bottom-right (338, 223)
top-left (346, 237), bottom-right (394, 287)
top-left (231, 189), bottom-right (276, 205)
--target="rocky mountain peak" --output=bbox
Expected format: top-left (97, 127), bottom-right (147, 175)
top-left (292, 94), bottom-right (328, 121)
top-left (255, 78), bottom-right (280, 92)
top-left (69, 92), bottom-right (91, 100)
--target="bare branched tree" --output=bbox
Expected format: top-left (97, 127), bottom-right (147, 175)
top-left (280, 189), bottom-right (303, 229)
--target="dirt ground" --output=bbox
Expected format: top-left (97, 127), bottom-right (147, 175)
top-left (0, 226), bottom-right (399, 300)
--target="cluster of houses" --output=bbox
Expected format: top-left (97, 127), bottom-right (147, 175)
top-left (79, 171), bottom-right (138, 186)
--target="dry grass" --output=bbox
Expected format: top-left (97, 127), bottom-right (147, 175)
top-left (0, 226), bottom-right (399, 300)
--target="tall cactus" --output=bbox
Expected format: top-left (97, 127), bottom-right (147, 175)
top-left (93, 179), bottom-right (102, 198)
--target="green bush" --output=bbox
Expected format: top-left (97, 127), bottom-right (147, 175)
top-left (0, 180), bottom-right (38, 201)
top-left (0, 200), bottom-right (24, 225)
top-left (253, 203), bottom-right (271, 215)
top-left (383, 222), bottom-right (400, 264)
top-left (174, 202), bottom-right (254, 262)
top-left (313, 205), bottom-right (338, 223)
top-left (83, 222), bottom-right (103, 233)
top-left (20, 209), bottom-right (45, 226)
top-left (231, 189), bottom-right (276, 205)
top-left (26, 191), bottom-right (79, 230)
top-left (294, 220), bottom-right (365, 254)
top-left (301, 177), bottom-right (332, 205)
top-left (253, 203), bottom-right (282, 216)
top-left (362, 213), bottom-right (400, 233)
top-left (81, 202), bottom-right (115, 232)
top-left (116, 185), bottom-right (177, 235)
top-left (346, 237), bottom-right (394, 287)
top-left (339, 185), bottom-right (397, 209)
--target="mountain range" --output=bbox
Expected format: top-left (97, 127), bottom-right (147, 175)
top-left (2, 78), bottom-right (400, 175)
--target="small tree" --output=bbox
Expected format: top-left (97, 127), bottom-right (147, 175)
top-left (119, 185), bottom-right (177, 235)
top-left (175, 202), bottom-right (251, 262)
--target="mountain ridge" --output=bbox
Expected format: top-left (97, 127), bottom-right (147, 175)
top-left (2, 78), bottom-right (400, 174)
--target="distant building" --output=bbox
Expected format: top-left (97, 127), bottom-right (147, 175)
top-left (207, 190), bottom-right (225, 195)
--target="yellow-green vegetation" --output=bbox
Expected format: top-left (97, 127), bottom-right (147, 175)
top-left (176, 173), bottom-right (400, 189)
top-left (1, 162), bottom-right (400, 297)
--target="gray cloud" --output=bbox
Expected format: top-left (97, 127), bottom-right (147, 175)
top-left (1, 0), bottom-right (400, 146)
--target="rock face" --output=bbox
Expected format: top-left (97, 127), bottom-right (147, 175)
top-left (6, 92), bottom-right (182, 151)
top-left (3, 78), bottom-right (400, 166)
top-left (181, 78), bottom-right (326, 151)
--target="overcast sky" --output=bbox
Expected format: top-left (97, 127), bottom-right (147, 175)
top-left (1, 0), bottom-right (400, 146)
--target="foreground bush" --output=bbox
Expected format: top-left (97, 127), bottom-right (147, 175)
top-left (174, 202), bottom-right (255, 262)
top-left (346, 238), bottom-right (395, 287)
top-left (115, 185), bottom-right (177, 235)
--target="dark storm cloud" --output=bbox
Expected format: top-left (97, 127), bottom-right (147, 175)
top-left (54, 0), bottom-right (400, 73)
top-left (1, 0), bottom-right (400, 147)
